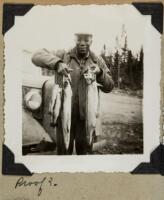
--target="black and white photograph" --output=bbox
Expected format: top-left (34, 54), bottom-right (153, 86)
top-left (4, 5), bottom-right (161, 172)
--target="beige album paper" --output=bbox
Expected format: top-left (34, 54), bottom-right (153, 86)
top-left (0, 1), bottom-right (164, 200)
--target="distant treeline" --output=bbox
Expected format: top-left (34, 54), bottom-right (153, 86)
top-left (101, 44), bottom-right (143, 91)
top-left (100, 24), bottom-right (143, 91)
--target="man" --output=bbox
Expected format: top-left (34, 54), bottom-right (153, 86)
top-left (32, 33), bottom-right (114, 155)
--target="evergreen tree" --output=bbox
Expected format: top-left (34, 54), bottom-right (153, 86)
top-left (122, 35), bottom-right (128, 63)
top-left (113, 50), bottom-right (120, 87)
top-left (138, 46), bottom-right (144, 89)
top-left (100, 25), bottom-right (144, 91)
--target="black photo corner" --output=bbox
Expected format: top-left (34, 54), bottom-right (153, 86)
top-left (2, 3), bottom-right (164, 175)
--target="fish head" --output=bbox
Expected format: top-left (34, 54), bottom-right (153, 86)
top-left (83, 68), bottom-right (96, 85)
top-left (63, 80), bottom-right (68, 88)
top-left (63, 74), bottom-right (71, 88)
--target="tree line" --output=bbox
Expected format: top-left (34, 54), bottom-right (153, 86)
top-left (101, 33), bottom-right (143, 91)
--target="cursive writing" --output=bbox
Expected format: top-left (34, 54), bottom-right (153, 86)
top-left (15, 176), bottom-right (57, 196)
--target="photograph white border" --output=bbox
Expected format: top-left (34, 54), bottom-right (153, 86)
top-left (4, 5), bottom-right (161, 172)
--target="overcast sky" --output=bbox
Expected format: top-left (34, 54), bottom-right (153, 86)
top-left (9, 5), bottom-right (151, 55)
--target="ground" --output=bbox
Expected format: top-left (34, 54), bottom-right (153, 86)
top-left (94, 89), bottom-right (143, 154)
top-left (25, 89), bottom-right (143, 155)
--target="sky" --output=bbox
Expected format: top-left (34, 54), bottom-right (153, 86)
top-left (9, 5), bottom-right (151, 55)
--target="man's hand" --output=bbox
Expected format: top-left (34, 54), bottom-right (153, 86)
top-left (56, 62), bottom-right (69, 77)
top-left (90, 64), bottom-right (101, 75)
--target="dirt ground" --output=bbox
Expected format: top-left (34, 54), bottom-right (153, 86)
top-left (25, 89), bottom-right (143, 155)
top-left (94, 89), bottom-right (143, 154)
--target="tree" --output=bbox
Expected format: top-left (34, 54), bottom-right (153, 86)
top-left (122, 35), bottom-right (128, 63)
top-left (138, 46), bottom-right (144, 89)
top-left (127, 50), bottom-right (134, 88)
top-left (100, 25), bottom-right (144, 91)
top-left (113, 50), bottom-right (120, 87)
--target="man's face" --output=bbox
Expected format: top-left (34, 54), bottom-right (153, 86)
top-left (75, 35), bottom-right (92, 55)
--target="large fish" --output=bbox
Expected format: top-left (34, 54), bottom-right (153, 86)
top-left (61, 75), bottom-right (72, 150)
top-left (84, 68), bottom-right (99, 150)
top-left (49, 84), bottom-right (62, 126)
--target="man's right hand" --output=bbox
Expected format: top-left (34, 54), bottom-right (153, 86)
top-left (56, 62), bottom-right (69, 77)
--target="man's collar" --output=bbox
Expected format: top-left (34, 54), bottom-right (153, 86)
top-left (69, 47), bottom-right (98, 63)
